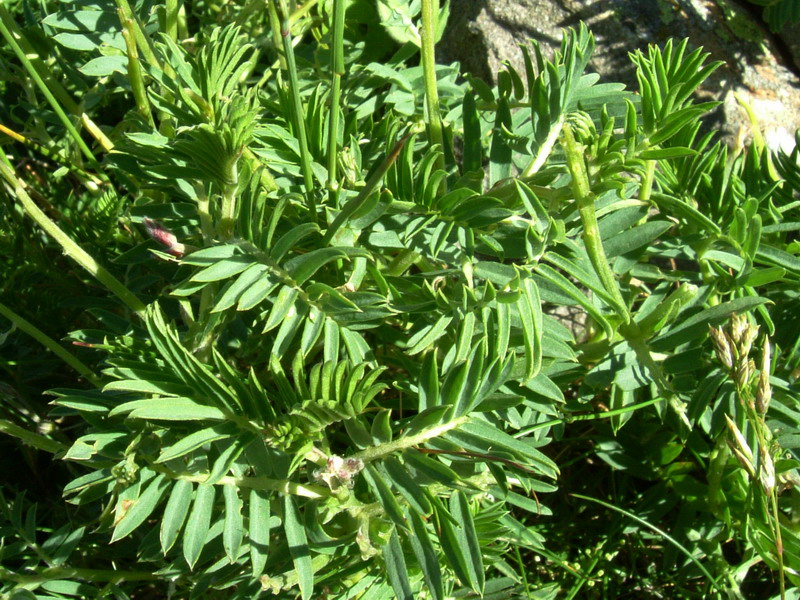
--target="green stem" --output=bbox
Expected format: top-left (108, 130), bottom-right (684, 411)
top-left (515, 397), bottom-right (662, 437)
top-left (771, 489), bottom-right (786, 600)
top-left (420, 0), bottom-right (446, 189)
top-left (0, 6), bottom-right (113, 153)
top-left (0, 124), bottom-right (103, 190)
top-left (325, 0), bottom-right (345, 201)
top-left (151, 465), bottom-right (330, 499)
top-left (0, 566), bottom-right (159, 584)
top-left (114, 0), bottom-right (160, 68)
top-left (322, 134), bottom-right (410, 245)
top-left (165, 0), bottom-right (179, 40)
top-left (354, 416), bottom-right (468, 463)
top-left (120, 16), bottom-right (154, 127)
top-left (562, 123), bottom-right (629, 322)
top-left (219, 163), bottom-right (240, 240)
top-left (0, 155), bottom-right (146, 315)
top-left (274, 0), bottom-right (316, 208)
top-left (0, 303), bottom-right (100, 386)
top-left (639, 159), bottom-right (656, 203)
top-left (572, 494), bottom-right (725, 594)
top-left (0, 13), bottom-right (98, 166)
top-left (522, 114), bottom-right (565, 177)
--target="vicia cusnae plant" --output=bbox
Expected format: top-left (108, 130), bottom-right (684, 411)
top-left (1, 0), bottom-right (800, 598)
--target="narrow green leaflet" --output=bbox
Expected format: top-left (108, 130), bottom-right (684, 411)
top-left (434, 498), bottom-right (476, 592)
top-left (363, 465), bottom-right (406, 527)
top-left (212, 264), bottom-right (270, 313)
top-left (383, 457), bottom-right (432, 515)
top-left (249, 489), bottom-right (272, 577)
top-left (156, 423), bottom-right (237, 463)
top-left (516, 277), bottom-right (543, 379)
top-left (450, 491), bottom-right (485, 594)
top-left (407, 509), bottom-right (444, 600)
top-left (284, 496), bottom-right (313, 600)
top-left (384, 528), bottom-right (413, 600)
top-left (455, 419), bottom-right (559, 479)
top-left (183, 483), bottom-right (215, 569)
top-left (651, 295), bottom-right (768, 351)
top-left (535, 263), bottom-right (613, 338)
top-left (407, 315), bottom-right (453, 355)
top-left (418, 350), bottom-right (440, 410)
top-left (111, 472), bottom-right (169, 542)
top-left (190, 256), bottom-right (253, 282)
top-left (160, 480), bottom-right (193, 554)
top-left (109, 398), bottom-right (226, 421)
top-left (222, 485), bottom-right (244, 563)
top-left (285, 247), bottom-right (367, 285)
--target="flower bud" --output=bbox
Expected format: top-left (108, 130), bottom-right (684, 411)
top-left (725, 415), bottom-right (756, 480)
top-left (143, 217), bottom-right (186, 257)
top-left (758, 444), bottom-right (775, 493)
top-left (756, 338), bottom-right (772, 416)
top-left (735, 358), bottom-right (755, 389)
top-left (709, 325), bottom-right (734, 370)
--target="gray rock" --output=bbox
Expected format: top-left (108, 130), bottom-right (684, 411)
top-left (438, 0), bottom-right (800, 152)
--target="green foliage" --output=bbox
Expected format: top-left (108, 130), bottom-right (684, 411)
top-left (1, 0), bottom-right (800, 598)
top-left (745, 0), bottom-right (800, 32)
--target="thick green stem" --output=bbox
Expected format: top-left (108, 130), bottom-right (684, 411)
top-left (151, 465), bottom-right (330, 499)
top-left (354, 416), bottom-right (468, 463)
top-left (420, 0), bottom-right (446, 190)
top-left (219, 154), bottom-right (241, 239)
top-left (639, 159), bottom-right (656, 203)
top-left (165, 0), bottom-right (179, 40)
top-left (0, 156), bottom-right (145, 315)
top-left (0, 303), bottom-right (100, 386)
top-left (562, 123), bottom-right (629, 322)
top-left (562, 124), bottom-right (690, 425)
top-left (326, 0), bottom-right (345, 202)
top-left (274, 0), bottom-right (316, 210)
top-left (115, 0), bottom-right (160, 68)
top-left (120, 17), bottom-right (154, 127)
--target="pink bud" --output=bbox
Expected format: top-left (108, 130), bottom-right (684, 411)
top-left (143, 218), bottom-right (185, 257)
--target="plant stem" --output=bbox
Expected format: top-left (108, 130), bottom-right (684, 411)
top-left (354, 416), bottom-right (468, 463)
top-left (114, 0), bottom-right (160, 68)
top-left (562, 122), bottom-right (629, 322)
top-left (0, 155), bottom-right (146, 315)
top-left (120, 15), bottom-right (154, 128)
top-left (0, 5), bottom-right (113, 153)
top-left (0, 124), bottom-right (103, 190)
top-left (323, 134), bottom-right (410, 245)
top-left (274, 0), bottom-right (316, 211)
top-left (420, 0), bottom-right (446, 191)
top-left (0, 566), bottom-right (159, 584)
top-left (639, 159), bottom-right (656, 203)
top-left (326, 0), bottom-right (345, 203)
top-left (0, 14), bottom-right (99, 167)
top-left (0, 303), bottom-right (100, 386)
top-left (165, 0), bottom-right (179, 40)
top-left (522, 114), bottom-right (565, 177)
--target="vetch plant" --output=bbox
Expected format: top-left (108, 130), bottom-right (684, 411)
top-left (1, 0), bottom-right (799, 598)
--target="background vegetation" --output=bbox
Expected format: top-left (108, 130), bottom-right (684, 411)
top-left (1, 0), bottom-right (800, 598)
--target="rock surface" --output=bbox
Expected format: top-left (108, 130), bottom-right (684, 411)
top-left (437, 0), bottom-right (800, 152)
